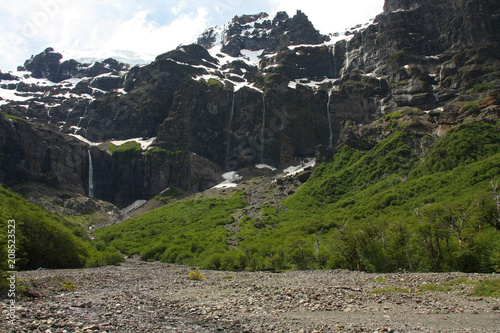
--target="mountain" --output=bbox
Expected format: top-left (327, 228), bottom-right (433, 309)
top-left (0, 0), bottom-right (499, 272)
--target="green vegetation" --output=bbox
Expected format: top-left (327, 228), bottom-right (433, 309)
top-left (95, 121), bottom-right (500, 273)
top-left (207, 78), bottom-right (224, 88)
top-left (0, 184), bottom-right (123, 287)
top-left (470, 278), bottom-right (500, 297)
top-left (109, 141), bottom-right (142, 154)
top-left (1, 113), bottom-right (24, 121)
top-left (468, 82), bottom-right (494, 94)
top-left (188, 268), bottom-right (206, 280)
top-left (94, 192), bottom-right (247, 269)
top-left (418, 277), bottom-right (473, 292)
top-left (60, 279), bottom-right (77, 291)
top-left (461, 99), bottom-right (484, 113)
top-left (384, 112), bottom-right (404, 121)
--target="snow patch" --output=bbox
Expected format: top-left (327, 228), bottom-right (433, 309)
top-left (213, 171), bottom-right (242, 189)
top-left (0, 88), bottom-right (32, 103)
top-left (110, 137), bottom-right (157, 150)
top-left (122, 200), bottom-right (148, 214)
top-left (256, 164), bottom-right (277, 171)
top-left (240, 49), bottom-right (265, 64)
top-left (283, 158), bottom-right (316, 176)
top-left (69, 134), bottom-right (101, 146)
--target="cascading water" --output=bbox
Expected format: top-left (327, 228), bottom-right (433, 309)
top-left (76, 105), bottom-right (89, 133)
top-left (226, 91), bottom-right (236, 161)
top-left (439, 63), bottom-right (445, 85)
top-left (261, 93), bottom-right (266, 162)
top-left (345, 47), bottom-right (350, 74)
top-left (88, 149), bottom-right (95, 198)
top-left (360, 30), bottom-right (366, 69)
top-left (326, 90), bottom-right (334, 148)
top-left (331, 45), bottom-right (338, 78)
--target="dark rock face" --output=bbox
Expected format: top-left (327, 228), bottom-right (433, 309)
top-left (1, 0), bottom-right (499, 207)
top-left (0, 116), bottom-right (88, 193)
top-left (0, 71), bottom-right (18, 81)
top-left (0, 116), bottom-right (223, 208)
top-left (198, 10), bottom-right (328, 57)
top-left (23, 47), bottom-right (130, 83)
top-left (89, 147), bottom-right (222, 208)
top-left (24, 47), bottom-right (63, 82)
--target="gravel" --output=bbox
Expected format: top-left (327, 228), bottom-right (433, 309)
top-left (2, 257), bottom-right (499, 332)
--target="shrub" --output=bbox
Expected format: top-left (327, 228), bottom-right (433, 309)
top-left (468, 82), bottom-right (494, 94)
top-left (208, 78), bottom-right (223, 88)
top-left (384, 112), bottom-right (403, 121)
top-left (188, 268), bottom-right (206, 280)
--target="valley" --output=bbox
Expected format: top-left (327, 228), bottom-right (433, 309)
top-left (0, 0), bottom-right (500, 330)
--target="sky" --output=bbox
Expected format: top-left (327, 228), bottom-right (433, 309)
top-left (0, 0), bottom-right (385, 71)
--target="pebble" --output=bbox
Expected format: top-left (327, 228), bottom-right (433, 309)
top-left (1, 258), bottom-right (498, 333)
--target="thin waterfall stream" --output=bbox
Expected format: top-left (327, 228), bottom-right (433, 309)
top-left (88, 149), bottom-right (95, 198)
top-left (226, 91), bottom-right (236, 161)
top-left (326, 90), bottom-right (333, 148)
top-left (261, 93), bottom-right (266, 162)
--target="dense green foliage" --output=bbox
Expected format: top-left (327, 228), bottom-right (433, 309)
top-left (95, 121), bottom-right (500, 273)
top-left (0, 185), bottom-right (123, 279)
top-left (94, 192), bottom-right (247, 268)
top-left (108, 141), bottom-right (143, 162)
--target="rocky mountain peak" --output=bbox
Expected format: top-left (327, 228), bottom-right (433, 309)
top-left (231, 12), bottom-right (269, 25)
top-left (22, 47), bottom-right (131, 83)
top-left (197, 10), bottom-right (328, 58)
top-left (24, 47), bottom-right (63, 82)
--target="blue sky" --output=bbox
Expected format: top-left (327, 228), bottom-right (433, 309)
top-left (0, 0), bottom-right (384, 71)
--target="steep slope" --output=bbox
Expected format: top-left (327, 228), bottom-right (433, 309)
top-left (95, 121), bottom-right (500, 272)
top-left (0, 184), bottom-right (122, 273)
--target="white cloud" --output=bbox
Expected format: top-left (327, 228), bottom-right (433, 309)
top-left (0, 0), bottom-right (384, 71)
top-left (171, 0), bottom-right (186, 15)
top-left (270, 0), bottom-right (384, 34)
top-left (106, 7), bottom-right (209, 57)
top-left (0, 1), bottom-right (210, 69)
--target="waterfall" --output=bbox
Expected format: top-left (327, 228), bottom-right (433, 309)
top-left (261, 93), bottom-right (266, 162)
top-left (76, 105), bottom-right (89, 133)
top-left (226, 91), bottom-right (236, 161)
top-left (331, 45), bottom-right (337, 78)
top-left (326, 90), bottom-right (333, 148)
top-left (345, 47), bottom-right (350, 74)
top-left (439, 63), bottom-right (445, 85)
top-left (88, 149), bottom-right (95, 198)
top-left (360, 30), bottom-right (366, 69)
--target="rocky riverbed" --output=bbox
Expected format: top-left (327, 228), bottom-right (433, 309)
top-left (2, 258), bottom-right (499, 332)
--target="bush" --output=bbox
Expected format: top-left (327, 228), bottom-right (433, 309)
top-left (468, 82), bottom-right (494, 94)
top-left (384, 112), bottom-right (404, 121)
top-left (207, 78), bottom-right (223, 88)
top-left (188, 268), bottom-right (205, 280)
top-left (0, 185), bottom-right (121, 271)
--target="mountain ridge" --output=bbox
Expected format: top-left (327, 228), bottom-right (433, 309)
top-left (1, 0), bottom-right (499, 207)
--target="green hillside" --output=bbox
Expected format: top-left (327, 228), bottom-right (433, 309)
top-left (0, 185), bottom-right (123, 278)
top-left (94, 121), bottom-right (500, 273)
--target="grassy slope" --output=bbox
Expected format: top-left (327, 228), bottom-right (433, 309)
top-left (94, 121), bottom-right (500, 273)
top-left (94, 192), bottom-right (247, 268)
top-left (0, 185), bottom-right (123, 278)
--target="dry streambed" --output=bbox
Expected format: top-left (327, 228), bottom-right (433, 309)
top-left (2, 258), bottom-right (499, 332)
